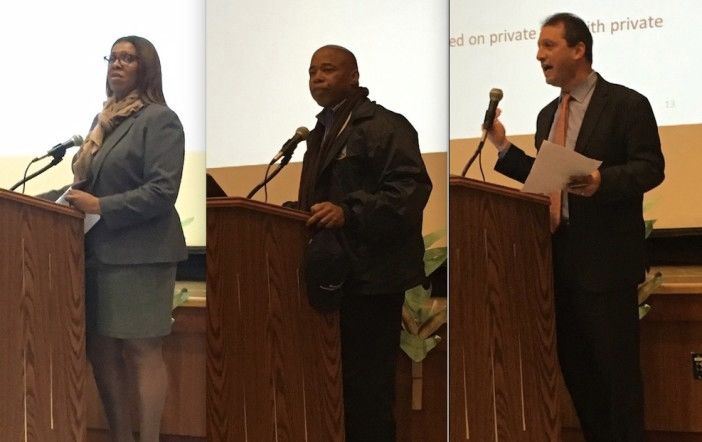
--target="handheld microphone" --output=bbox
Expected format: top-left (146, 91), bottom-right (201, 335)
top-left (461, 88), bottom-right (504, 178)
top-left (270, 127), bottom-right (310, 164)
top-left (34, 135), bottom-right (84, 162)
top-left (482, 88), bottom-right (503, 132)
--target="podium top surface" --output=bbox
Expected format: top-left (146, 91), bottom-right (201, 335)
top-left (0, 189), bottom-right (84, 219)
top-left (207, 196), bottom-right (309, 222)
top-left (450, 175), bottom-right (549, 206)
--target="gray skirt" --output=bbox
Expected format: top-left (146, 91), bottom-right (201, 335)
top-left (85, 263), bottom-right (177, 339)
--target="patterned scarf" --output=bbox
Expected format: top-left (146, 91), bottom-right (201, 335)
top-left (72, 91), bottom-right (144, 182)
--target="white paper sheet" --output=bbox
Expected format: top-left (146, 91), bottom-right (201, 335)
top-left (56, 186), bottom-right (100, 233)
top-left (522, 141), bottom-right (602, 194)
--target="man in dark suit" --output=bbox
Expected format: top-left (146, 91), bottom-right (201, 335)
top-left (487, 13), bottom-right (664, 442)
top-left (299, 45), bottom-right (432, 441)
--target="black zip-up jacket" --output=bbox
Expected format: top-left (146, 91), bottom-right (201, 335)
top-left (302, 97), bottom-right (432, 295)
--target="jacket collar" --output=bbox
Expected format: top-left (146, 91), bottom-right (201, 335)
top-left (88, 104), bottom-right (148, 187)
top-left (537, 73), bottom-right (609, 155)
top-left (574, 73), bottom-right (609, 156)
top-left (316, 97), bottom-right (375, 176)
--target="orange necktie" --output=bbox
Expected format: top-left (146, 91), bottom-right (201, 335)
top-left (549, 93), bottom-right (571, 232)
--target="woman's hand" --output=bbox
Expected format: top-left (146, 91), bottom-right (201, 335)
top-left (65, 189), bottom-right (102, 214)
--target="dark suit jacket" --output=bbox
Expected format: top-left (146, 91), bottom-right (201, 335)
top-left (495, 74), bottom-right (664, 291)
top-left (43, 103), bottom-right (187, 266)
top-left (302, 98), bottom-right (432, 295)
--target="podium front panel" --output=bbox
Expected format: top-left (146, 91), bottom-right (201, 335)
top-left (207, 198), bottom-right (344, 441)
top-left (449, 178), bottom-right (559, 441)
top-left (0, 191), bottom-right (85, 442)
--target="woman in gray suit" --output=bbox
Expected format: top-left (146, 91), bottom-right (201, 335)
top-left (63, 36), bottom-right (187, 442)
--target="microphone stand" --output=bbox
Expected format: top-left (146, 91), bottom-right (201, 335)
top-left (246, 152), bottom-right (293, 199)
top-left (10, 152), bottom-right (66, 192)
top-left (460, 130), bottom-right (488, 177)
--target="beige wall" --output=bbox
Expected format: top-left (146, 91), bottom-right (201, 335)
top-left (208, 151), bottom-right (447, 243)
top-left (450, 124), bottom-right (700, 229)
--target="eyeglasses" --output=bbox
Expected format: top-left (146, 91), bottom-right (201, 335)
top-left (103, 53), bottom-right (138, 65)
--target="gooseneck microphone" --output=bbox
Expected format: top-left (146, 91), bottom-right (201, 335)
top-left (270, 127), bottom-right (310, 164)
top-left (461, 88), bottom-right (503, 178)
top-left (33, 134), bottom-right (84, 162)
top-left (248, 126), bottom-right (310, 199)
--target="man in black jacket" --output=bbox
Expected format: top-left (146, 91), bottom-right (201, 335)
top-left (299, 45), bottom-right (432, 441)
top-left (487, 13), bottom-right (664, 442)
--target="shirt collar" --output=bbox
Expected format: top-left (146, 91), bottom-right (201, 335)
top-left (565, 70), bottom-right (598, 103)
top-left (315, 99), bottom-right (347, 127)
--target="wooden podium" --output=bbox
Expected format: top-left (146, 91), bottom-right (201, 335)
top-left (207, 197), bottom-right (344, 441)
top-left (449, 177), bottom-right (560, 441)
top-left (0, 190), bottom-right (86, 441)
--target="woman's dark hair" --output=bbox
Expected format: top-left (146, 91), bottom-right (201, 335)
top-left (106, 36), bottom-right (166, 105)
top-left (543, 13), bottom-right (593, 64)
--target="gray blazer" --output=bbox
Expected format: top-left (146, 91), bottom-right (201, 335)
top-left (44, 103), bottom-right (187, 265)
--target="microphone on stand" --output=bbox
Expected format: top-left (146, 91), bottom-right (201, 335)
top-left (10, 134), bottom-right (84, 192)
top-left (33, 134), bottom-right (84, 162)
top-left (270, 127), bottom-right (310, 164)
top-left (481, 88), bottom-right (503, 135)
top-left (461, 88), bottom-right (503, 177)
top-left (248, 126), bottom-right (310, 199)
